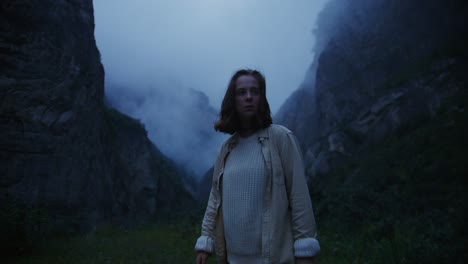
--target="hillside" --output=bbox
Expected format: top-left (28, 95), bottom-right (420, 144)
top-left (0, 0), bottom-right (195, 255)
top-left (276, 0), bottom-right (467, 262)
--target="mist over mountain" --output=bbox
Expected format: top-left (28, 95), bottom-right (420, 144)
top-left (2, 0), bottom-right (467, 262)
top-left (104, 80), bottom-right (226, 178)
top-left (275, 0), bottom-right (467, 261)
top-left (93, 0), bottom-right (327, 181)
top-left (277, 0), bottom-right (467, 177)
top-left (0, 0), bottom-right (196, 253)
top-left (93, 0), bottom-right (328, 116)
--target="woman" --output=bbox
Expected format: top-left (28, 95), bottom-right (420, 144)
top-left (195, 69), bottom-right (320, 264)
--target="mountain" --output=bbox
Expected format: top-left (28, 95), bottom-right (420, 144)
top-left (105, 81), bottom-right (226, 179)
top-left (276, 0), bottom-right (467, 262)
top-left (0, 0), bottom-right (195, 252)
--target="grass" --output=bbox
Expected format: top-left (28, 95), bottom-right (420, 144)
top-left (7, 221), bottom-right (217, 264)
top-left (5, 219), bottom-right (421, 264)
top-left (8, 217), bottom-right (460, 264)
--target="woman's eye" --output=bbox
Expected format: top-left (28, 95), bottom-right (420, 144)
top-left (236, 90), bottom-right (246, 95)
top-left (236, 88), bottom-right (259, 96)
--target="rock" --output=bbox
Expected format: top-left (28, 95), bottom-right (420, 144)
top-left (0, 0), bottom-right (195, 236)
top-left (276, 0), bottom-right (467, 179)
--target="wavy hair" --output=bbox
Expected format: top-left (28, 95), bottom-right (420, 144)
top-left (214, 69), bottom-right (272, 134)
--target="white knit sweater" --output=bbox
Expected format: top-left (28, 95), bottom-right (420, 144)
top-left (222, 133), bottom-right (266, 261)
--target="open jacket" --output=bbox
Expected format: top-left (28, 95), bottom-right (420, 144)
top-left (195, 124), bottom-right (320, 264)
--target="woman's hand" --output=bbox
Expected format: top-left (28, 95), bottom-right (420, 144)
top-left (195, 251), bottom-right (210, 264)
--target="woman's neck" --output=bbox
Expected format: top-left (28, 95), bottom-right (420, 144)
top-left (238, 117), bottom-right (257, 137)
top-left (239, 127), bottom-right (256, 138)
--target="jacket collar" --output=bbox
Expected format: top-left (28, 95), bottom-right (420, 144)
top-left (227, 125), bottom-right (270, 151)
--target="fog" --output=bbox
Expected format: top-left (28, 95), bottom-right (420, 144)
top-left (93, 0), bottom-right (328, 178)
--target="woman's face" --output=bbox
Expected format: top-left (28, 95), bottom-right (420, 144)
top-left (234, 75), bottom-right (260, 122)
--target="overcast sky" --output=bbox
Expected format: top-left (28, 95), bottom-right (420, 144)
top-left (93, 0), bottom-right (328, 114)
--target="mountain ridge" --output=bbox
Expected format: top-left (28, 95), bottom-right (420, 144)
top-left (0, 0), bottom-right (196, 250)
top-left (275, 0), bottom-right (467, 261)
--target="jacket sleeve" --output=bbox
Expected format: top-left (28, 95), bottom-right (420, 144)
top-left (194, 185), bottom-right (217, 253)
top-left (194, 145), bottom-right (225, 253)
top-left (280, 131), bottom-right (320, 257)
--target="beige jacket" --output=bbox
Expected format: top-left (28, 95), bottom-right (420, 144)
top-left (195, 124), bottom-right (320, 264)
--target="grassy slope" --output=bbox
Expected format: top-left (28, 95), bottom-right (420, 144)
top-left (9, 221), bottom-right (215, 264)
top-left (312, 92), bottom-right (468, 263)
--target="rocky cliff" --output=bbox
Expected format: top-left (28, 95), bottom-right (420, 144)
top-left (0, 0), bottom-right (194, 245)
top-left (276, 0), bottom-right (467, 261)
top-left (277, 0), bottom-right (467, 176)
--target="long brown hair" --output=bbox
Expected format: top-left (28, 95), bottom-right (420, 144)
top-left (214, 69), bottom-right (272, 134)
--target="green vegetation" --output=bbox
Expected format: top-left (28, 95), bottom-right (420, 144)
top-left (0, 195), bottom-right (51, 258)
top-left (311, 92), bottom-right (468, 263)
top-left (7, 220), bottom-right (216, 264)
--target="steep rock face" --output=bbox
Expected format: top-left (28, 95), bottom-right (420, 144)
top-left (102, 108), bottom-right (194, 222)
top-left (0, 0), bottom-right (193, 237)
top-left (276, 0), bottom-right (467, 261)
top-left (1, 0), bottom-right (107, 229)
top-left (275, 86), bottom-right (317, 151)
top-left (277, 0), bottom-right (467, 177)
